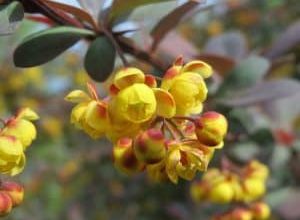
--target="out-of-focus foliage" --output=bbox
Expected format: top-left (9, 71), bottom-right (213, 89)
top-left (0, 0), bottom-right (300, 219)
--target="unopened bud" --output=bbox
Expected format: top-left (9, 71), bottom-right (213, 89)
top-left (0, 181), bottom-right (24, 207)
top-left (134, 129), bottom-right (166, 164)
top-left (113, 138), bottom-right (144, 175)
top-left (195, 111), bottom-right (228, 148)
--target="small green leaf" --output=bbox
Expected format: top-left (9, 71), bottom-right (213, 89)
top-left (216, 55), bottom-right (270, 97)
top-left (0, 1), bottom-right (24, 35)
top-left (14, 26), bottom-right (94, 67)
top-left (109, 0), bottom-right (175, 22)
top-left (84, 36), bottom-right (116, 82)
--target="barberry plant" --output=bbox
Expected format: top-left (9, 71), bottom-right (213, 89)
top-left (2, 0), bottom-right (294, 219)
top-left (65, 58), bottom-right (228, 183)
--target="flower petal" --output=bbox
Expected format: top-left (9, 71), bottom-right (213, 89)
top-left (153, 88), bottom-right (176, 118)
top-left (182, 60), bottom-right (213, 78)
top-left (65, 90), bottom-right (91, 103)
top-left (114, 67), bottom-right (145, 90)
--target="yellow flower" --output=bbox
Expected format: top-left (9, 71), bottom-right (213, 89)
top-left (161, 59), bottom-right (212, 115)
top-left (246, 160), bottom-right (269, 181)
top-left (243, 177), bottom-right (266, 202)
top-left (109, 83), bottom-right (157, 123)
top-left (165, 142), bottom-right (207, 183)
top-left (0, 135), bottom-right (25, 176)
top-left (162, 72), bottom-right (208, 115)
top-left (208, 181), bottom-right (234, 204)
top-left (2, 108), bottom-right (38, 150)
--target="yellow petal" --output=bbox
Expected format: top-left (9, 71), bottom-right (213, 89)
top-left (17, 108), bottom-right (39, 121)
top-left (65, 90), bottom-right (91, 103)
top-left (70, 102), bottom-right (89, 128)
top-left (8, 153), bottom-right (26, 176)
top-left (0, 135), bottom-right (23, 161)
top-left (153, 88), bottom-right (176, 118)
top-left (182, 60), bottom-right (213, 78)
top-left (84, 100), bottom-right (108, 132)
top-left (114, 67), bottom-right (145, 90)
top-left (166, 148), bottom-right (181, 184)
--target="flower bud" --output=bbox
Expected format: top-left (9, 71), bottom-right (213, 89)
top-left (0, 181), bottom-right (24, 207)
top-left (250, 202), bottom-right (271, 220)
top-left (208, 181), bottom-right (234, 203)
top-left (195, 111), bottom-right (228, 148)
top-left (243, 178), bottom-right (266, 201)
top-left (134, 129), bottom-right (166, 164)
top-left (230, 208), bottom-right (253, 220)
top-left (246, 160), bottom-right (269, 181)
top-left (190, 181), bottom-right (207, 202)
top-left (0, 192), bottom-right (12, 216)
top-left (113, 138), bottom-right (144, 175)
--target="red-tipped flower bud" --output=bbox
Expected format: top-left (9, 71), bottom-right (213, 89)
top-left (0, 192), bottom-right (12, 216)
top-left (195, 111), bottom-right (228, 148)
top-left (134, 129), bottom-right (166, 164)
top-left (250, 202), bottom-right (271, 220)
top-left (0, 181), bottom-right (24, 207)
top-left (113, 138), bottom-right (144, 175)
top-left (230, 208), bottom-right (253, 220)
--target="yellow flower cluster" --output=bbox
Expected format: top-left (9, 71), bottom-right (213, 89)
top-left (213, 202), bottom-right (271, 220)
top-left (190, 160), bottom-right (269, 203)
top-left (66, 58), bottom-right (228, 183)
top-left (0, 108), bottom-right (38, 176)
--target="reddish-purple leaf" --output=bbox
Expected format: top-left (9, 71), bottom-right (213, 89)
top-left (218, 79), bottom-right (300, 107)
top-left (265, 20), bottom-right (300, 59)
top-left (151, 0), bottom-right (202, 51)
top-left (44, 0), bottom-right (98, 30)
top-left (195, 53), bottom-right (236, 76)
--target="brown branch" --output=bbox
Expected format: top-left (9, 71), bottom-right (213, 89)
top-left (117, 36), bottom-right (168, 72)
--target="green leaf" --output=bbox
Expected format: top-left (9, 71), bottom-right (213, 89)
top-left (84, 36), bottom-right (116, 82)
top-left (109, 0), bottom-right (175, 22)
top-left (14, 26), bottom-right (94, 67)
top-left (216, 55), bottom-right (270, 97)
top-left (0, 1), bottom-right (24, 35)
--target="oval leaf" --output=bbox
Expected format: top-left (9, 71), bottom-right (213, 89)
top-left (44, 0), bottom-right (98, 29)
top-left (151, 1), bottom-right (201, 51)
top-left (216, 55), bottom-right (270, 97)
top-left (14, 26), bottom-right (94, 67)
top-left (217, 79), bottom-right (300, 107)
top-left (0, 1), bottom-right (24, 35)
top-left (84, 36), bottom-right (116, 82)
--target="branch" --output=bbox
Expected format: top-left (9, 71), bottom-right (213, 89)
top-left (117, 36), bottom-right (168, 72)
